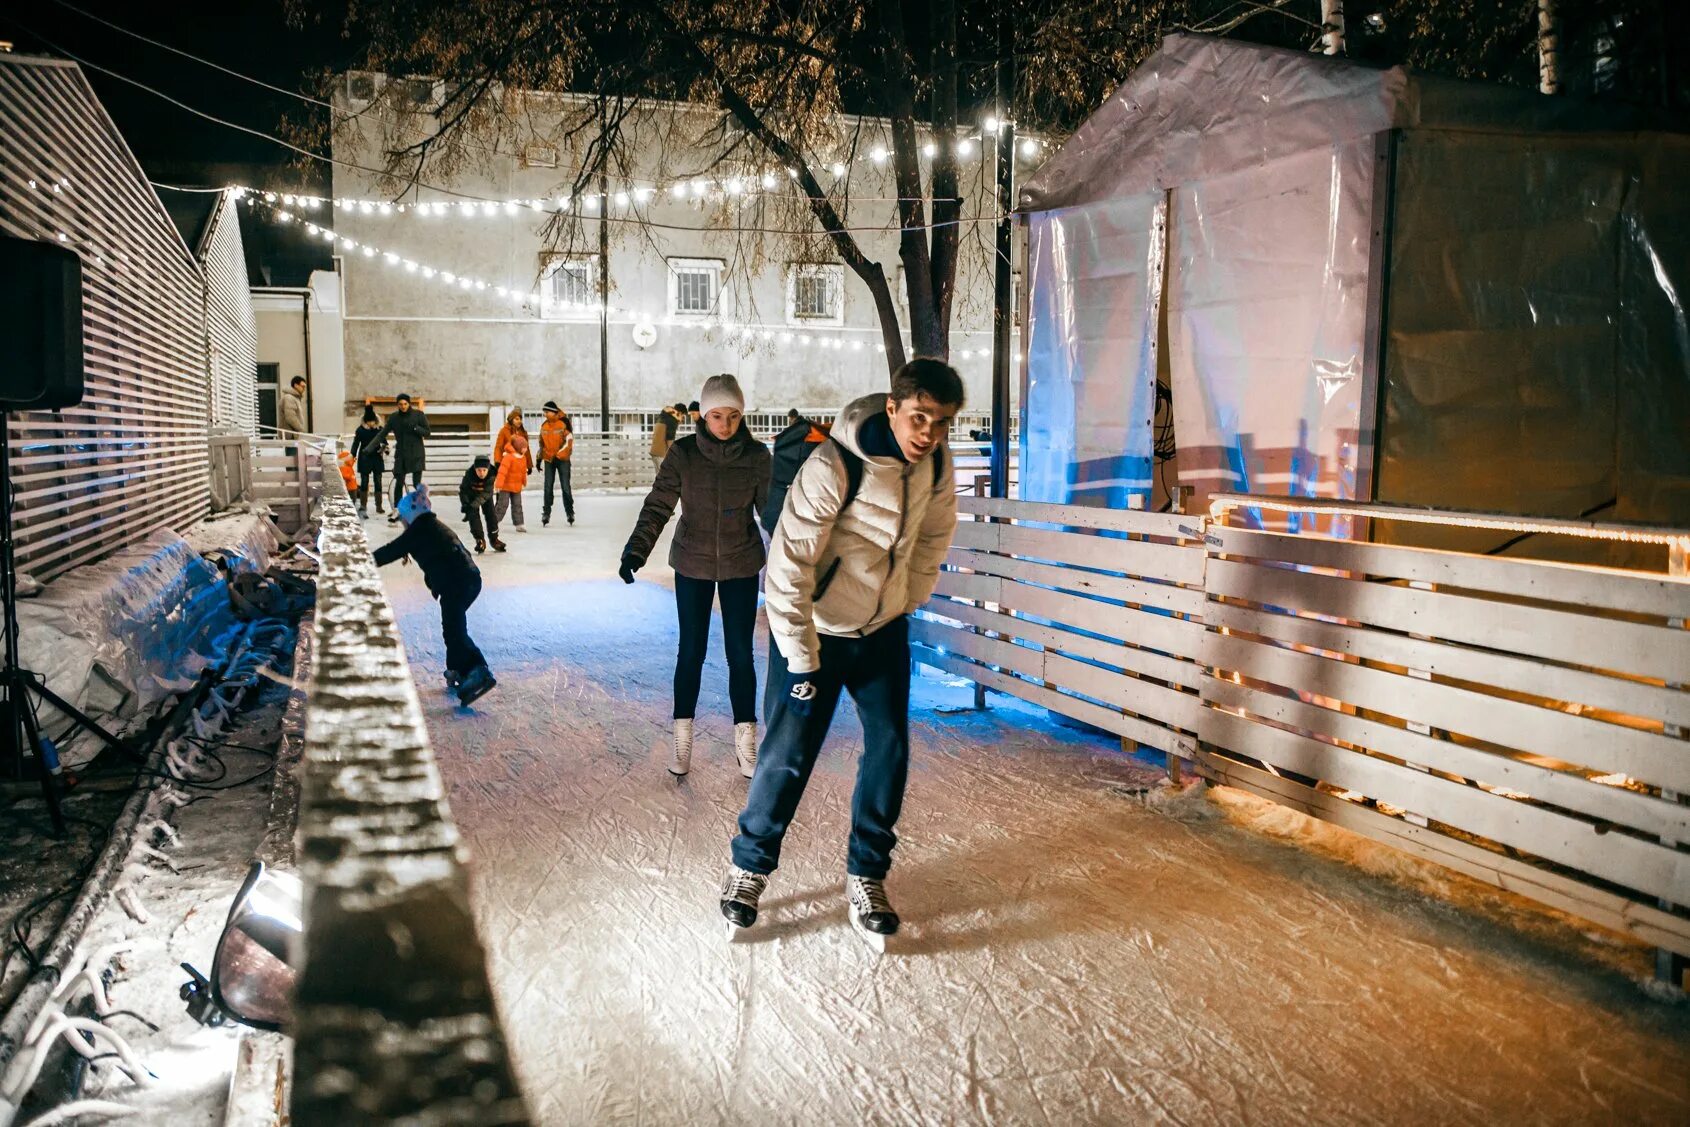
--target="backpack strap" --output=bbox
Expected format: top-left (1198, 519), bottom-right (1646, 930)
top-left (830, 438), bottom-right (866, 514)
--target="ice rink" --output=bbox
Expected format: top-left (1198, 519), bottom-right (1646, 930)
top-left (373, 493), bottom-right (1690, 1125)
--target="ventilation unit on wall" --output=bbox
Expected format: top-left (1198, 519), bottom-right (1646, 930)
top-left (522, 142), bottom-right (560, 169)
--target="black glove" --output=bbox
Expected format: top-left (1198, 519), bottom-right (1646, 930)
top-left (783, 670), bottom-right (819, 718)
top-left (619, 553), bottom-right (644, 584)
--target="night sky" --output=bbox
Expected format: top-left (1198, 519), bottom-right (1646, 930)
top-left (1, 0), bottom-right (348, 181)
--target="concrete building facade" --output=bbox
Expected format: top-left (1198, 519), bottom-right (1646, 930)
top-left (322, 77), bottom-right (1035, 436)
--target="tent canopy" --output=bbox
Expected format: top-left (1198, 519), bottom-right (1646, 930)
top-left (1020, 33), bottom-right (1675, 213)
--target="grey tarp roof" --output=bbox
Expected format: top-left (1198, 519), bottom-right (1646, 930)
top-left (1020, 33), bottom-right (1677, 213)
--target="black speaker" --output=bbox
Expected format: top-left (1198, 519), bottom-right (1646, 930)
top-left (0, 236), bottom-right (84, 410)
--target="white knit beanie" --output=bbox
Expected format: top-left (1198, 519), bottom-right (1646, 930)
top-left (698, 373), bottom-right (745, 416)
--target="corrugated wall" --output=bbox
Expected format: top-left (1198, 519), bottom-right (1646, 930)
top-left (0, 56), bottom-right (211, 581)
top-left (202, 191), bottom-right (258, 436)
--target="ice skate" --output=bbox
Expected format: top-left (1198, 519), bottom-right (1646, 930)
top-left (474, 539), bottom-right (486, 554)
top-left (456, 665), bottom-right (497, 706)
top-left (443, 669), bottom-right (463, 689)
top-left (847, 876), bottom-right (899, 952)
top-left (515, 525), bottom-right (528, 533)
top-left (388, 511), bottom-right (400, 524)
top-left (669, 719), bottom-right (694, 777)
top-left (720, 865), bottom-right (768, 939)
top-left (491, 537), bottom-right (509, 552)
top-left (733, 722), bottom-right (758, 779)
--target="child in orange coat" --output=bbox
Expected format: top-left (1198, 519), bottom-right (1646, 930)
top-left (337, 449), bottom-right (359, 493)
top-left (494, 428), bottom-right (533, 532)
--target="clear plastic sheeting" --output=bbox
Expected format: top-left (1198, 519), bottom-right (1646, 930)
top-left (1166, 141), bottom-right (1373, 530)
top-left (1021, 193), bottom-right (1163, 508)
top-left (1376, 130), bottom-right (1690, 564)
top-left (14, 518), bottom-right (277, 768)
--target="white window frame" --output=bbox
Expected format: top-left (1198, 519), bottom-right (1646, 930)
top-left (786, 263), bottom-right (845, 327)
top-left (667, 257), bottom-right (725, 317)
top-left (540, 254), bottom-right (599, 319)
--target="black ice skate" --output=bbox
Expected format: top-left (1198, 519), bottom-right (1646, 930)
top-left (444, 669), bottom-right (463, 689)
top-left (847, 876), bottom-right (899, 953)
top-left (456, 665), bottom-right (497, 706)
top-left (720, 865), bottom-right (769, 941)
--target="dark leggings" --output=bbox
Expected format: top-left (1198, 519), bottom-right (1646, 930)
top-left (392, 468), bottom-right (422, 508)
top-left (673, 573), bottom-right (759, 723)
top-left (358, 469), bottom-right (384, 510)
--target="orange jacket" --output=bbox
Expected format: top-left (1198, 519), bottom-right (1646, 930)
top-left (538, 417), bottom-right (573, 462)
top-left (493, 423), bottom-right (535, 472)
top-left (496, 436), bottom-right (531, 492)
top-left (337, 450), bottom-right (358, 490)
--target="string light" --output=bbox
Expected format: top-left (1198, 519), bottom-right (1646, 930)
top-left (258, 197), bottom-right (1018, 355)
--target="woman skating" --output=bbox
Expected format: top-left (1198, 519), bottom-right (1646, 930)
top-left (349, 405), bottom-right (387, 517)
top-left (620, 374), bottom-right (771, 779)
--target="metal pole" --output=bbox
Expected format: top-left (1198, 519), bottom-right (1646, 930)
top-left (989, 25), bottom-right (1015, 501)
top-left (598, 165), bottom-right (611, 433)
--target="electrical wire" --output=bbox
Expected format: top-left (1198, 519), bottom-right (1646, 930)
top-left (5, 13), bottom-right (1011, 232)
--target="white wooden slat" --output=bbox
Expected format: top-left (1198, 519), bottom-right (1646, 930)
top-left (944, 545), bottom-right (1206, 617)
top-left (931, 573), bottom-right (1206, 685)
top-left (1195, 753), bottom-right (1690, 958)
top-left (952, 520), bottom-right (1205, 587)
top-left (959, 495), bottom-right (1199, 540)
top-left (1202, 631), bottom-right (1690, 792)
top-left (1215, 525), bottom-right (1690, 619)
top-left (1201, 709), bottom-right (1690, 904)
top-left (911, 619), bottom-right (1203, 734)
top-left (1203, 676), bottom-right (1690, 841)
top-left (1204, 599), bottom-right (1690, 730)
top-left (913, 644), bottom-right (1188, 755)
top-left (1207, 557), bottom-right (1690, 683)
top-left (2, 57), bottom-right (211, 580)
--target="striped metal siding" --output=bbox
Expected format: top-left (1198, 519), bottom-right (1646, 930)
top-left (0, 56), bottom-right (211, 581)
top-left (202, 192), bottom-right (257, 435)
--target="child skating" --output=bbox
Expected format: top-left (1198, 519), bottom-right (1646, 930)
top-left (373, 485), bottom-right (497, 706)
top-left (719, 359), bottom-right (963, 949)
top-left (459, 454), bottom-right (506, 554)
top-left (494, 419), bottom-right (533, 533)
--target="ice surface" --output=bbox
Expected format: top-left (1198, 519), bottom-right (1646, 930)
top-left (371, 492), bottom-right (1690, 1125)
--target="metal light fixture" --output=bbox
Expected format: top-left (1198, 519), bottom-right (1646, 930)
top-left (180, 861), bottom-right (301, 1032)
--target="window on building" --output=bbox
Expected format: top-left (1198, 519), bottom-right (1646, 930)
top-left (787, 263), bottom-right (844, 326)
top-left (522, 142), bottom-right (559, 169)
top-left (541, 255), bottom-right (599, 317)
top-left (667, 258), bottom-right (724, 316)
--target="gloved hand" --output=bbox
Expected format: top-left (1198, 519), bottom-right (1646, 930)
top-left (619, 553), bottom-right (644, 584)
top-left (784, 670), bottom-right (819, 718)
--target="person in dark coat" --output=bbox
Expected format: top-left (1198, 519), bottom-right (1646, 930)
top-left (761, 408), bottom-right (829, 534)
top-left (382, 392), bottom-right (431, 521)
top-left (459, 454), bottom-right (505, 553)
top-left (372, 485), bottom-right (496, 705)
top-left (349, 405), bottom-right (388, 517)
top-left (621, 374), bottom-right (771, 780)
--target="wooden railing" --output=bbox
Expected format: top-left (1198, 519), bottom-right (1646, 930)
top-left (250, 436), bottom-right (327, 534)
top-left (917, 493), bottom-right (1690, 974)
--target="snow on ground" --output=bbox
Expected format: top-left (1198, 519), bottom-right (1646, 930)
top-left (373, 491), bottom-right (1690, 1125)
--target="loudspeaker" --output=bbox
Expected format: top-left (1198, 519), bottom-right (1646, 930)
top-left (0, 236), bottom-right (84, 410)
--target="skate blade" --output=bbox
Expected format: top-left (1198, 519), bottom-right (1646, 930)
top-left (456, 678), bottom-right (497, 707)
top-left (726, 920), bottom-right (753, 943)
top-left (848, 907), bottom-right (889, 954)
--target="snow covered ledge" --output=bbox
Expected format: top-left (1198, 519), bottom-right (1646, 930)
top-left (292, 468), bottom-right (529, 1123)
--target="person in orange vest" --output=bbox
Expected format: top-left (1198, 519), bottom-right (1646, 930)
top-left (493, 410), bottom-right (534, 533)
top-left (537, 401), bottom-right (575, 526)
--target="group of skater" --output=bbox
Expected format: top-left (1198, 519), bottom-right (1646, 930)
top-left (372, 357), bottom-right (965, 946)
top-left (348, 397), bottom-right (578, 548)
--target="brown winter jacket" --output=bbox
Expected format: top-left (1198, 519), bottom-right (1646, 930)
top-left (623, 423), bottom-right (772, 581)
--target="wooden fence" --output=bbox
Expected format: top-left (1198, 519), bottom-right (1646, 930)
top-left (250, 436), bottom-right (326, 534)
top-left (917, 493), bottom-right (1690, 968)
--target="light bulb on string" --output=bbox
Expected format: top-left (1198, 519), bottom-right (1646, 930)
top-left (613, 190), bottom-right (630, 207)
top-left (503, 201), bottom-right (519, 215)
top-left (761, 172), bottom-right (777, 189)
top-left (670, 183), bottom-right (687, 199)
top-left (480, 202), bottom-right (497, 216)
top-left (379, 202), bottom-right (393, 215)
top-left (690, 179), bottom-right (709, 197)
top-left (922, 142), bottom-right (937, 158)
top-left (870, 146), bottom-right (888, 165)
top-left (1019, 138), bottom-right (1038, 157)
top-left (829, 163), bottom-right (846, 177)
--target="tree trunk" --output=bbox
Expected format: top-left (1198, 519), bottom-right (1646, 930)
top-left (1321, 0), bottom-right (1345, 55)
top-left (1538, 0), bottom-right (1560, 94)
top-left (875, 0), bottom-right (943, 360)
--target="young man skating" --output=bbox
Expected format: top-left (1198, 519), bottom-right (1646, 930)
top-left (720, 358), bottom-right (963, 944)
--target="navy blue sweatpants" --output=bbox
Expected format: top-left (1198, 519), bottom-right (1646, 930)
top-left (732, 616), bottom-right (910, 880)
